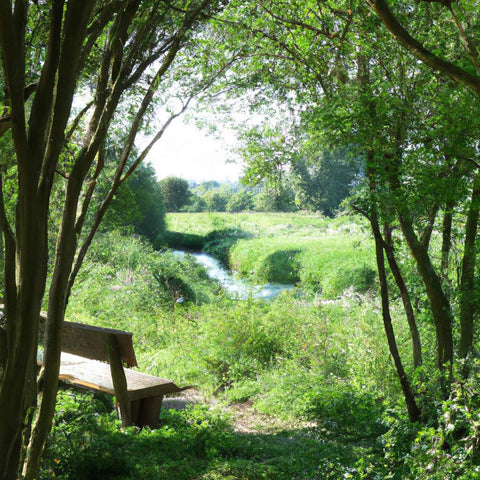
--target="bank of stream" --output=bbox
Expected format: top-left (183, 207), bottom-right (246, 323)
top-left (172, 249), bottom-right (295, 300)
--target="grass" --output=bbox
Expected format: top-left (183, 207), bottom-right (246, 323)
top-left (43, 390), bottom-right (386, 480)
top-left (166, 212), bottom-right (376, 297)
top-left (166, 211), bottom-right (365, 238)
top-left (230, 235), bottom-right (375, 296)
top-left (46, 214), bottom-right (450, 479)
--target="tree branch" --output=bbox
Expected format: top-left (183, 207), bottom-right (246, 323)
top-left (366, 0), bottom-right (480, 95)
top-left (448, 4), bottom-right (480, 76)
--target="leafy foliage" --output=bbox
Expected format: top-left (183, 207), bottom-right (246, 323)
top-left (43, 389), bottom-right (382, 480)
top-left (160, 177), bottom-right (192, 212)
top-left (103, 163), bottom-right (166, 244)
top-left (203, 228), bottom-right (252, 266)
top-left (57, 213), bottom-right (480, 478)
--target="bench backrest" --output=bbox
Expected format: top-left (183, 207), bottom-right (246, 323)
top-left (39, 314), bottom-right (137, 367)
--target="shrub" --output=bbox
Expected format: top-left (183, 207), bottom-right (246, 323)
top-left (203, 228), bottom-right (251, 267)
top-left (193, 300), bottom-right (288, 390)
top-left (256, 250), bottom-right (301, 283)
top-left (158, 230), bottom-right (204, 250)
top-left (151, 251), bottom-right (216, 307)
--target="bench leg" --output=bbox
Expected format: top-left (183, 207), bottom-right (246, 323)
top-left (130, 396), bottom-right (163, 429)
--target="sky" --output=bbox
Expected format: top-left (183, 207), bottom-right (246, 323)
top-left (141, 117), bottom-right (244, 184)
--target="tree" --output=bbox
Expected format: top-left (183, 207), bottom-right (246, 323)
top-left (207, 0), bottom-right (480, 422)
top-left (290, 147), bottom-right (362, 216)
top-left (160, 176), bottom-right (192, 211)
top-left (103, 162), bottom-right (166, 244)
top-left (366, 0), bottom-right (480, 95)
top-left (226, 188), bottom-right (254, 212)
top-left (366, 0), bottom-right (480, 362)
top-left (0, 1), bottom-right (224, 478)
top-left (203, 190), bottom-right (229, 211)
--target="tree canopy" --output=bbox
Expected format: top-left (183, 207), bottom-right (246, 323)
top-left (193, 0), bottom-right (480, 422)
top-left (2, 0), bottom-right (480, 477)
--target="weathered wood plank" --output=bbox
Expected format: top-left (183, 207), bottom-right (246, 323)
top-left (108, 334), bottom-right (131, 426)
top-left (34, 314), bottom-right (192, 428)
top-left (131, 396), bottom-right (163, 428)
top-left (58, 353), bottom-right (185, 400)
top-left (39, 315), bottom-right (137, 367)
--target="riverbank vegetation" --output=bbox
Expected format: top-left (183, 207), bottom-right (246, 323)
top-left (44, 216), bottom-right (399, 479)
top-left (38, 212), bottom-right (477, 479)
top-left (165, 212), bottom-right (375, 296)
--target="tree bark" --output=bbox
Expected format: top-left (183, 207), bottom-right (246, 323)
top-left (385, 156), bottom-right (454, 372)
top-left (367, 165), bottom-right (421, 422)
top-left (0, 1), bottom-right (51, 473)
top-left (0, 1), bottom-right (216, 477)
top-left (384, 226), bottom-right (423, 369)
top-left (440, 203), bottom-right (454, 284)
top-left (397, 211), bottom-right (454, 371)
top-left (458, 172), bottom-right (480, 359)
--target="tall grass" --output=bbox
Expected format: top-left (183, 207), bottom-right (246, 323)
top-left (48, 216), bottom-right (457, 479)
top-left (67, 228), bottom-right (402, 411)
top-left (230, 235), bottom-right (375, 297)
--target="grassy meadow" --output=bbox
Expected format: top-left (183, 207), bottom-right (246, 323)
top-left (41, 213), bottom-right (445, 479)
top-left (166, 212), bottom-right (376, 297)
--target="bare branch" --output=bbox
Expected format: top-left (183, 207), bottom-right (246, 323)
top-left (65, 101), bottom-right (94, 144)
top-left (122, 98), bottom-right (193, 183)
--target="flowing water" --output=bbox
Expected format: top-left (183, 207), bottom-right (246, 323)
top-left (172, 250), bottom-right (294, 300)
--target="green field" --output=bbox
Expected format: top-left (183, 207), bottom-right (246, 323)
top-left (43, 213), bottom-right (459, 479)
top-left (166, 212), bottom-right (376, 298)
top-left (166, 211), bottom-right (363, 237)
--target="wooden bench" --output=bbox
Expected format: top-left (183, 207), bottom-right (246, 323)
top-left (39, 315), bottom-right (189, 429)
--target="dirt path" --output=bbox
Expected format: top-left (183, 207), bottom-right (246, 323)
top-left (163, 389), bottom-right (316, 434)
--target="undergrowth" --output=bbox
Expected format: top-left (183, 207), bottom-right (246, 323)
top-left (43, 390), bottom-right (385, 480)
top-left (51, 216), bottom-right (480, 479)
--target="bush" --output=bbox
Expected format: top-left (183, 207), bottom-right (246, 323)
top-left (226, 190), bottom-right (254, 212)
top-left (203, 228), bottom-right (251, 267)
top-left (158, 230), bottom-right (205, 250)
top-left (191, 300), bottom-right (289, 390)
top-left (67, 231), bottom-right (219, 330)
top-left (256, 249), bottom-right (301, 283)
top-left (43, 390), bottom-right (353, 480)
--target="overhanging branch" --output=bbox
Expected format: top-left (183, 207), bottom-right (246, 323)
top-left (366, 0), bottom-right (480, 95)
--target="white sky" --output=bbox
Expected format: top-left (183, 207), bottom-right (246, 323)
top-left (142, 118), bottom-right (244, 184)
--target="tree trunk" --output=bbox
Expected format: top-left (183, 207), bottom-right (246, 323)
top-left (365, 160), bottom-right (421, 422)
top-left (458, 172), bottom-right (480, 359)
top-left (440, 203), bottom-right (453, 291)
top-left (370, 207), bottom-right (421, 422)
top-left (384, 225), bottom-right (423, 369)
top-left (385, 157), bottom-right (454, 372)
top-left (397, 211), bottom-right (454, 371)
top-left (0, 194), bottom-right (49, 479)
top-left (23, 169), bottom-right (88, 478)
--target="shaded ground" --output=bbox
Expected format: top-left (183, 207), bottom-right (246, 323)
top-left (163, 389), bottom-right (317, 435)
top-left (42, 389), bottom-right (385, 480)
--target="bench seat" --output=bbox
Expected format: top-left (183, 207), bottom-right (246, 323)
top-left (58, 352), bottom-right (187, 427)
top-left (59, 352), bottom-right (184, 401)
top-left (36, 315), bottom-right (190, 429)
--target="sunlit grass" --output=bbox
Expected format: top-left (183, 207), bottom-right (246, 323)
top-left (166, 211), bottom-right (365, 238)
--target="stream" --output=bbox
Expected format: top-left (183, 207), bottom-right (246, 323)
top-left (172, 250), bottom-right (295, 300)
